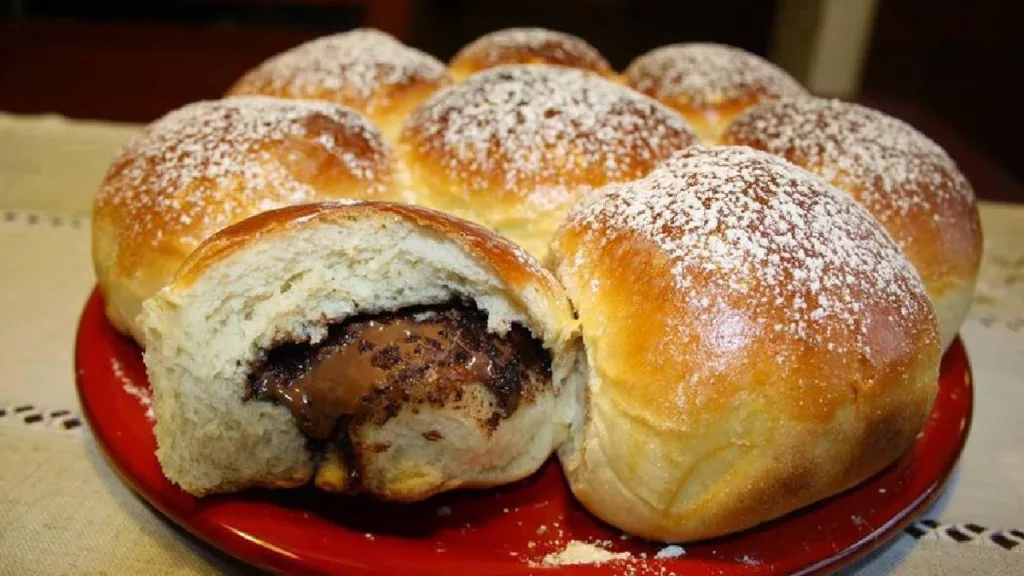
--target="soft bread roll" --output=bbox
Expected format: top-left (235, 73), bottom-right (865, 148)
top-left (550, 146), bottom-right (940, 542)
top-left (722, 98), bottom-right (982, 351)
top-left (226, 29), bottom-right (452, 141)
top-left (449, 28), bottom-right (614, 82)
top-left (624, 43), bottom-right (807, 142)
top-left (92, 97), bottom-right (397, 345)
top-left (399, 65), bottom-right (697, 259)
top-left (141, 201), bottom-right (582, 500)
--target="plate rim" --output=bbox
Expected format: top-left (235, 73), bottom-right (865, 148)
top-left (75, 286), bottom-right (973, 576)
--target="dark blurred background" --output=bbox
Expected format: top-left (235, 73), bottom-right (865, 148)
top-left (1, 0), bottom-right (1020, 200)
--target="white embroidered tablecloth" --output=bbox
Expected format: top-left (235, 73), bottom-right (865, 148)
top-left (1, 112), bottom-right (1021, 575)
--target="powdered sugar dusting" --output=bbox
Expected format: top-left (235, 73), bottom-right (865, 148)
top-left (112, 358), bottom-right (154, 421)
top-left (565, 146), bottom-right (932, 350)
top-left (96, 96), bottom-right (391, 257)
top-left (453, 27), bottom-right (611, 74)
top-left (402, 65), bottom-right (696, 206)
top-left (724, 98), bottom-right (974, 221)
top-left (540, 540), bottom-right (631, 566)
top-left (231, 29), bottom-right (450, 111)
top-left (654, 545), bottom-right (686, 559)
top-left (626, 43), bottom-right (806, 106)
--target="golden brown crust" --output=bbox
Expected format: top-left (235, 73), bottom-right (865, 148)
top-left (398, 65), bottom-right (696, 256)
top-left (722, 98), bottom-right (982, 347)
top-left (92, 97), bottom-right (398, 343)
top-left (624, 43), bottom-right (807, 141)
top-left (449, 28), bottom-right (614, 81)
top-left (552, 146), bottom-right (940, 541)
top-left (226, 29), bottom-right (452, 140)
top-left (174, 201), bottom-right (572, 325)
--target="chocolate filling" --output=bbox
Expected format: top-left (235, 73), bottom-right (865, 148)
top-left (245, 301), bottom-right (551, 440)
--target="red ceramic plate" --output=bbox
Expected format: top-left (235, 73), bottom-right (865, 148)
top-left (76, 288), bottom-right (972, 575)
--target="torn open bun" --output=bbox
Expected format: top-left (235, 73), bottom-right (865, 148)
top-left (141, 201), bottom-right (581, 500)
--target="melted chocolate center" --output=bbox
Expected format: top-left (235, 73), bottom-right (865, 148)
top-left (246, 302), bottom-right (549, 439)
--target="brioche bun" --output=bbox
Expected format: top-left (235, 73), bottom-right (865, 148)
top-left (549, 146), bottom-right (940, 542)
top-left (450, 28), bottom-right (614, 81)
top-left (723, 98), bottom-right (982, 351)
top-left (92, 96), bottom-right (397, 344)
top-left (398, 65), bottom-right (696, 258)
top-left (625, 43), bottom-right (807, 142)
top-left (227, 29), bottom-right (452, 142)
top-left (141, 201), bottom-right (582, 499)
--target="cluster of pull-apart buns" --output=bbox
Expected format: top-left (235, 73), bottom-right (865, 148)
top-left (92, 28), bottom-right (981, 542)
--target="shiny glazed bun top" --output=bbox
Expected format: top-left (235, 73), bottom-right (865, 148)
top-left (449, 27), bottom-right (614, 81)
top-left (399, 65), bottom-right (697, 258)
top-left (92, 96), bottom-right (396, 344)
top-left (551, 145), bottom-right (940, 542)
top-left (227, 29), bottom-right (452, 140)
top-left (723, 98), bottom-right (982, 350)
top-left (625, 43), bottom-right (807, 142)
